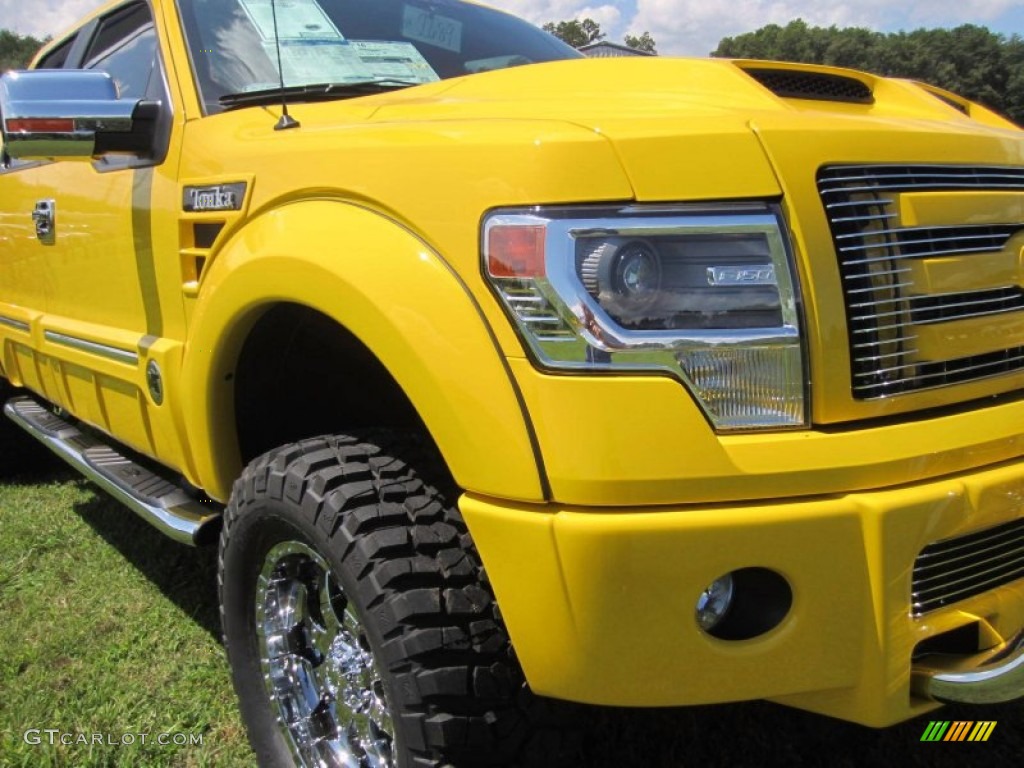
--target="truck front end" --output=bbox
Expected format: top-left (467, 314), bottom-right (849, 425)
top-left (460, 57), bottom-right (1024, 727)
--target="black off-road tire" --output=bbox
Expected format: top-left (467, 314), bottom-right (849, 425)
top-left (219, 432), bottom-right (576, 768)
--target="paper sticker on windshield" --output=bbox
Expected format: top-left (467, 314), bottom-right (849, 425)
top-left (240, 0), bottom-right (344, 42)
top-left (276, 40), bottom-right (374, 85)
top-left (402, 5), bottom-right (462, 53)
top-left (351, 42), bottom-right (440, 84)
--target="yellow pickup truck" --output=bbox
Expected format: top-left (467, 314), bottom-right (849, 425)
top-left (2, 0), bottom-right (1023, 765)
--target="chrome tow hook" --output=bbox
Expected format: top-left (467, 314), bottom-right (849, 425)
top-left (912, 628), bottom-right (1024, 704)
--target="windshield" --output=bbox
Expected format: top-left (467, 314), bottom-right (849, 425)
top-left (176, 0), bottom-right (581, 113)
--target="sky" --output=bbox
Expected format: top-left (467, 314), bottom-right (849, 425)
top-left (1, 0), bottom-right (1023, 56)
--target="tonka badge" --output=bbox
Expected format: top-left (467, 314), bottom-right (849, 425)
top-left (183, 183), bottom-right (246, 212)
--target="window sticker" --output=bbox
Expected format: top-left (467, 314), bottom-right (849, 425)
top-left (275, 40), bottom-right (369, 85)
top-left (238, 0), bottom-right (367, 87)
top-left (233, 0), bottom-right (442, 89)
top-left (350, 41), bottom-right (440, 84)
top-left (239, 0), bottom-right (344, 42)
top-left (402, 4), bottom-right (462, 53)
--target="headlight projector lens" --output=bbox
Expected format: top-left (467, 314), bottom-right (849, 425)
top-left (615, 241), bottom-right (661, 298)
top-left (581, 240), bottom-right (662, 309)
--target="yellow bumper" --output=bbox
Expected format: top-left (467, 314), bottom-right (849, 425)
top-left (460, 458), bottom-right (1024, 727)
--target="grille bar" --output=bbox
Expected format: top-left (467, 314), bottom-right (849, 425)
top-left (826, 198), bottom-right (896, 211)
top-left (831, 212), bottom-right (896, 224)
top-left (846, 287), bottom-right (1024, 326)
top-left (836, 224), bottom-right (1012, 241)
top-left (919, 520), bottom-right (1024, 560)
top-left (912, 517), bottom-right (1024, 615)
top-left (915, 543), bottom-right (1024, 590)
top-left (838, 232), bottom-right (1009, 253)
top-left (818, 164), bottom-right (1024, 399)
top-left (845, 274), bottom-right (912, 286)
top-left (851, 335), bottom-right (918, 348)
top-left (851, 287), bottom-right (1020, 310)
top-left (856, 349), bottom-right (920, 363)
top-left (855, 347), bottom-right (1024, 392)
top-left (911, 289), bottom-right (1024, 324)
top-left (841, 245), bottom-right (1004, 267)
top-left (916, 551), bottom-right (1024, 597)
top-left (819, 165), bottom-right (1024, 187)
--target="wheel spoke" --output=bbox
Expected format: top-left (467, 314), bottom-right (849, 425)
top-left (341, 603), bottom-right (362, 639)
top-left (369, 679), bottom-right (395, 737)
top-left (310, 570), bottom-right (343, 660)
top-left (266, 578), bottom-right (311, 634)
top-left (268, 656), bottom-right (322, 724)
top-left (256, 540), bottom-right (395, 768)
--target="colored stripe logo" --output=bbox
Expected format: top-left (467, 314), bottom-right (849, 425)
top-left (921, 721), bottom-right (996, 742)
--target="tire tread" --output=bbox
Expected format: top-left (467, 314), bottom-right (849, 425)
top-left (220, 431), bottom-right (577, 767)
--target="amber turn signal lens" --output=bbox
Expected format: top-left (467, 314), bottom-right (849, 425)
top-left (487, 224), bottom-right (546, 278)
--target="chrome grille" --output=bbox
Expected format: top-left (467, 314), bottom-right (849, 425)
top-left (818, 164), bottom-right (1024, 398)
top-left (912, 517), bottom-right (1024, 616)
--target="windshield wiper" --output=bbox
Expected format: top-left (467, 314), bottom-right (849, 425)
top-left (220, 79), bottom-right (420, 109)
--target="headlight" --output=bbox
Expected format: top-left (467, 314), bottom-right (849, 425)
top-left (483, 203), bottom-right (807, 431)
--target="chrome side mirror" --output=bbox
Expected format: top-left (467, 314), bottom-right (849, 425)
top-left (0, 70), bottom-right (158, 160)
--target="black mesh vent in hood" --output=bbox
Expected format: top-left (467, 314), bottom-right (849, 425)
top-left (743, 68), bottom-right (874, 104)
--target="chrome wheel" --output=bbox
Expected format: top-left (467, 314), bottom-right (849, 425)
top-left (256, 540), bottom-right (394, 768)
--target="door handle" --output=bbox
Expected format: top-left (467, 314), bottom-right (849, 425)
top-left (32, 199), bottom-right (56, 245)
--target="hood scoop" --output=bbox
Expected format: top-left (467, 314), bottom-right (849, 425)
top-left (740, 66), bottom-right (874, 105)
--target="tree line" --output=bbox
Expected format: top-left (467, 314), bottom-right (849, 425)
top-left (542, 19), bottom-right (657, 53)
top-left (715, 20), bottom-right (1024, 125)
top-left (0, 29), bottom-right (44, 71)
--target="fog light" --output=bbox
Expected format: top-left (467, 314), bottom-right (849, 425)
top-left (696, 573), bottom-right (735, 632)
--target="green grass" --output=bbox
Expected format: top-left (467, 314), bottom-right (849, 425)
top-left (1, 432), bottom-right (1021, 767)
top-left (0, 446), bottom-right (253, 767)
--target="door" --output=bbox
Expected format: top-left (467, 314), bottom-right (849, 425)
top-left (5, 1), bottom-right (193, 472)
top-left (0, 35), bottom-right (79, 393)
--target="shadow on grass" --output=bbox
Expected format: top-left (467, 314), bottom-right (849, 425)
top-left (73, 488), bottom-right (223, 642)
top-left (0, 437), bottom-right (75, 486)
top-left (2, 463), bottom-right (77, 487)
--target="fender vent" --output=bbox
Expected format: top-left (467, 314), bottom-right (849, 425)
top-left (744, 68), bottom-right (873, 104)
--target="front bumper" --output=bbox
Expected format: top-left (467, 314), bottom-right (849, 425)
top-left (460, 457), bottom-right (1024, 727)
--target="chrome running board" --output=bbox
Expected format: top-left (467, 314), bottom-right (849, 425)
top-left (3, 396), bottom-right (220, 546)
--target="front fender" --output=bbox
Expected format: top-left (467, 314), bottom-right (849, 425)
top-left (180, 199), bottom-right (544, 502)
